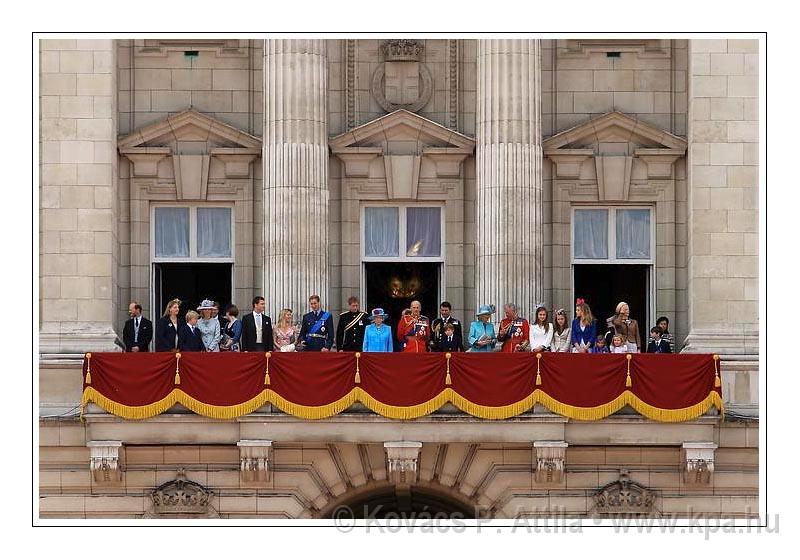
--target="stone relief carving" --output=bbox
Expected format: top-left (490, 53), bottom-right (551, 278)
top-left (371, 40), bottom-right (433, 114)
top-left (149, 469), bottom-right (217, 517)
top-left (592, 470), bottom-right (656, 515)
top-left (384, 441), bottom-right (423, 485)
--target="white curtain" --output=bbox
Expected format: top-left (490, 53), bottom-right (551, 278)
top-left (155, 207), bottom-right (189, 258)
top-left (616, 209), bottom-right (651, 259)
top-left (364, 207), bottom-right (399, 257)
top-left (574, 209), bottom-right (608, 259)
top-left (406, 207), bottom-right (441, 257)
top-left (197, 207), bottom-right (232, 257)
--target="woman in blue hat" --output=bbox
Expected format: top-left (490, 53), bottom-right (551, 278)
top-left (362, 308), bottom-right (393, 352)
top-left (467, 305), bottom-right (497, 352)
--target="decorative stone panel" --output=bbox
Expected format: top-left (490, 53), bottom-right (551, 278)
top-left (533, 440), bottom-right (568, 484)
top-left (238, 440), bottom-right (273, 483)
top-left (87, 440), bottom-right (123, 484)
top-left (384, 441), bottom-right (423, 484)
top-left (682, 442), bottom-right (717, 486)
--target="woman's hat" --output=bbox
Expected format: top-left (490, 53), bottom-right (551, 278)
top-left (197, 299), bottom-right (216, 311)
top-left (476, 304), bottom-right (496, 317)
top-left (370, 308), bottom-right (388, 321)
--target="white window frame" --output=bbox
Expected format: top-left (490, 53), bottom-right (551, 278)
top-left (570, 205), bottom-right (655, 265)
top-left (150, 203), bottom-right (236, 263)
top-left (361, 203), bottom-right (446, 263)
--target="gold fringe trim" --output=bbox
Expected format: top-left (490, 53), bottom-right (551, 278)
top-left (450, 390), bottom-right (538, 420)
top-left (82, 385), bottom-right (724, 423)
top-left (264, 352), bottom-right (271, 386)
top-left (445, 352), bottom-right (452, 386)
top-left (81, 387), bottom-right (180, 420)
top-left (84, 352), bottom-right (92, 385)
top-left (355, 387), bottom-right (451, 420)
top-left (354, 352), bottom-right (361, 384)
top-left (175, 389), bottom-right (269, 420)
top-left (267, 389), bottom-right (359, 420)
top-left (174, 352), bottom-right (182, 385)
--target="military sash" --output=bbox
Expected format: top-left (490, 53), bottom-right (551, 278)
top-left (308, 311), bottom-right (331, 334)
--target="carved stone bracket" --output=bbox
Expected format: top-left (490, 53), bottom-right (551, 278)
top-left (544, 149), bottom-right (593, 180)
top-left (682, 442), bottom-right (717, 486)
top-left (210, 148), bottom-right (260, 179)
top-left (237, 440), bottom-right (273, 483)
top-left (87, 440), bottom-right (123, 484)
top-left (533, 440), bottom-right (568, 484)
top-left (118, 147), bottom-right (170, 178)
top-left (384, 441), bottom-right (422, 484)
top-left (592, 469), bottom-right (656, 515)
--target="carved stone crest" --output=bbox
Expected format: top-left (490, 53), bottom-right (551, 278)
top-left (372, 40), bottom-right (433, 114)
top-left (150, 469), bottom-right (215, 516)
top-left (592, 470), bottom-right (656, 515)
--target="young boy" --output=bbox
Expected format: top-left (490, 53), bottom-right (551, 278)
top-left (655, 316), bottom-right (674, 352)
top-left (591, 334), bottom-right (610, 353)
top-left (436, 322), bottom-right (464, 352)
top-left (647, 326), bottom-right (672, 354)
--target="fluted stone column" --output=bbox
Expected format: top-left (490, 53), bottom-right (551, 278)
top-left (475, 39), bottom-right (543, 318)
top-left (263, 40), bottom-right (329, 317)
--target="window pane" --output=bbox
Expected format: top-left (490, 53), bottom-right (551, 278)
top-left (573, 209), bottom-right (608, 259)
top-left (406, 207), bottom-right (441, 257)
top-left (364, 207), bottom-right (399, 257)
top-left (197, 207), bottom-right (232, 258)
top-left (155, 207), bottom-right (189, 258)
top-left (616, 209), bottom-right (651, 259)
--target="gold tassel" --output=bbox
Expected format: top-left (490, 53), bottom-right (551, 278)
top-left (713, 354), bottom-right (721, 388)
top-left (264, 352), bottom-right (272, 385)
top-left (535, 352), bottom-right (542, 386)
top-left (445, 352), bottom-right (452, 386)
top-left (84, 352), bottom-right (92, 385)
top-left (354, 352), bottom-right (361, 384)
top-left (174, 352), bottom-right (182, 385)
top-left (625, 354), bottom-right (633, 387)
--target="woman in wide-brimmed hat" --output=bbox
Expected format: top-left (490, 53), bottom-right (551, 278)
top-left (362, 308), bottom-right (393, 352)
top-left (467, 304), bottom-right (497, 352)
top-left (196, 299), bottom-right (221, 352)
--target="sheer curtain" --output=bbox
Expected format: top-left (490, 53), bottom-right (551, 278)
top-left (197, 207), bottom-right (232, 257)
top-left (155, 207), bottom-right (189, 258)
top-left (364, 207), bottom-right (399, 257)
top-left (616, 209), bottom-right (651, 259)
top-left (406, 207), bottom-right (441, 257)
top-left (573, 209), bottom-right (608, 259)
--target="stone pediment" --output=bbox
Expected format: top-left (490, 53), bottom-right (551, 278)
top-left (329, 109), bottom-right (475, 154)
top-left (330, 110), bottom-right (475, 196)
top-left (119, 108), bottom-right (261, 151)
top-left (118, 109), bottom-right (261, 191)
top-left (543, 111), bottom-right (687, 152)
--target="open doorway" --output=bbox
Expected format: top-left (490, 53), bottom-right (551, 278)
top-left (153, 263), bottom-right (232, 318)
top-left (365, 262), bottom-right (440, 352)
top-left (573, 264), bottom-right (650, 338)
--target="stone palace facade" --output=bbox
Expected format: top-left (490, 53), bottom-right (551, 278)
top-left (38, 38), bottom-right (759, 519)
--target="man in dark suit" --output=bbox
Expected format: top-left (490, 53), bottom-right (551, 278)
top-left (435, 323), bottom-right (464, 352)
top-left (123, 302), bottom-right (153, 352)
top-left (335, 296), bottom-right (367, 351)
top-left (430, 301), bottom-right (463, 351)
top-left (178, 311), bottom-right (205, 352)
top-left (240, 296), bottom-right (274, 352)
top-left (298, 294), bottom-right (334, 351)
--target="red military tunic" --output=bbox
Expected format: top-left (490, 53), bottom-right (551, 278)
top-left (397, 315), bottom-right (430, 353)
top-left (498, 318), bottom-right (530, 353)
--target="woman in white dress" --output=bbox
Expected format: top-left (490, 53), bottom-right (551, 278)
top-left (529, 305), bottom-right (554, 353)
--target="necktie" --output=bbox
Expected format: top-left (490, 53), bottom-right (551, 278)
top-left (134, 318), bottom-right (139, 342)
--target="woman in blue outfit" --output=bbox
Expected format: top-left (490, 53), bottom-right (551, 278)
top-left (467, 304), bottom-right (497, 352)
top-left (362, 308), bottom-right (393, 352)
top-left (570, 298), bottom-right (597, 353)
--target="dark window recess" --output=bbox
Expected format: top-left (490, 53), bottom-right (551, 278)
top-left (606, 51), bottom-right (621, 58)
top-left (184, 50), bottom-right (199, 57)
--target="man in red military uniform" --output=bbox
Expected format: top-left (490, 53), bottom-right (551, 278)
top-left (497, 303), bottom-right (530, 353)
top-left (397, 300), bottom-right (430, 352)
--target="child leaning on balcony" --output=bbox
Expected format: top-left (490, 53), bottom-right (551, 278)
top-left (610, 334), bottom-right (628, 354)
top-left (591, 334), bottom-right (610, 353)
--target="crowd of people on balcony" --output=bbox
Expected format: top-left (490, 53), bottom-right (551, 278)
top-left (122, 295), bottom-right (675, 355)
